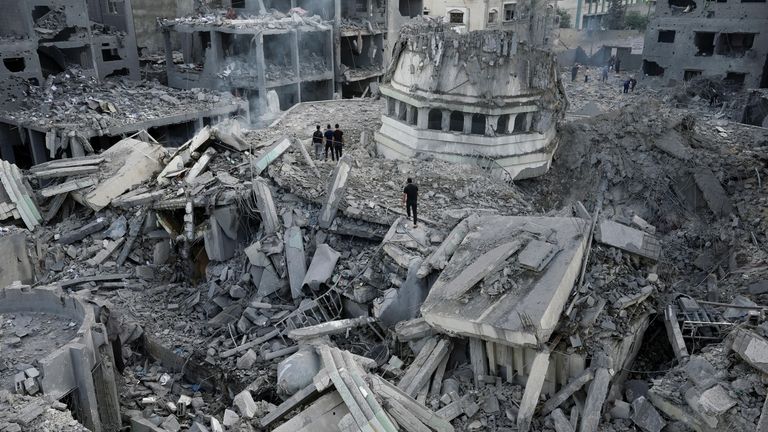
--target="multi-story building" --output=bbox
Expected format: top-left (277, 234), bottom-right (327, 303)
top-left (160, 0), bottom-right (387, 118)
top-left (642, 0), bottom-right (768, 88)
top-left (421, 0), bottom-right (557, 42)
top-left (0, 0), bottom-right (140, 84)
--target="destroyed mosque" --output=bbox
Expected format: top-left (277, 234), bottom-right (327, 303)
top-left (1, 0), bottom-right (768, 432)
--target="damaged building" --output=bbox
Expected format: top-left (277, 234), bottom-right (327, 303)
top-left (3, 0), bottom-right (768, 432)
top-left (159, 0), bottom-right (387, 119)
top-left (0, 0), bottom-right (140, 83)
top-left (375, 17), bottom-right (566, 180)
top-left (641, 0), bottom-right (768, 87)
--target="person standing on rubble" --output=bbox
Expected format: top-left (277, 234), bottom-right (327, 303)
top-left (312, 125), bottom-right (324, 160)
top-left (629, 77), bottom-right (637, 92)
top-left (324, 124), bottom-right (336, 161)
top-left (623, 79), bottom-right (631, 94)
top-left (402, 178), bottom-right (419, 228)
top-left (601, 65), bottom-right (609, 82)
top-left (333, 124), bottom-right (344, 160)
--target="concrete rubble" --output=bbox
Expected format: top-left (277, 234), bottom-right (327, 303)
top-left (1, 3), bottom-right (768, 432)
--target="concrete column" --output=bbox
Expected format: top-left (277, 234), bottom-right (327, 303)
top-left (333, 0), bottom-right (342, 92)
top-left (406, 105), bottom-right (417, 125)
top-left (291, 30), bottom-right (301, 100)
top-left (463, 113), bottom-right (473, 134)
top-left (393, 100), bottom-right (403, 119)
top-left (486, 115), bottom-right (499, 136)
top-left (209, 31), bottom-right (224, 66)
top-left (163, 32), bottom-right (174, 82)
top-left (255, 34), bottom-right (267, 115)
top-left (441, 110), bottom-right (450, 131)
top-left (416, 107), bottom-right (429, 129)
top-left (28, 130), bottom-right (47, 165)
top-left (90, 326), bottom-right (121, 432)
top-left (0, 126), bottom-right (16, 164)
top-left (508, 114), bottom-right (518, 134)
top-left (70, 344), bottom-right (102, 432)
top-left (575, 0), bottom-right (583, 29)
top-left (524, 112), bottom-right (533, 132)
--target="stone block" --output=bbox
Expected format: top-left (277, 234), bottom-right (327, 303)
top-left (222, 409), bottom-right (240, 427)
top-left (631, 396), bottom-right (666, 432)
top-left (236, 349), bottom-right (258, 370)
top-left (699, 384), bottom-right (736, 416)
top-left (610, 400), bottom-right (631, 419)
top-left (684, 356), bottom-right (717, 389)
top-left (233, 390), bottom-right (258, 418)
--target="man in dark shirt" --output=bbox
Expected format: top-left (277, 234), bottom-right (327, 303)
top-left (402, 177), bottom-right (418, 227)
top-left (323, 124), bottom-right (336, 161)
top-left (312, 125), bottom-right (324, 160)
top-left (333, 124), bottom-right (344, 160)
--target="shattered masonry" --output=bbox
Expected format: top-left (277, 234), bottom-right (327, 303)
top-left (2, 1), bottom-right (768, 432)
top-left (375, 18), bottom-right (567, 180)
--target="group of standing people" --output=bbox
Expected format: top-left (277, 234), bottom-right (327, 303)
top-left (312, 124), bottom-right (344, 161)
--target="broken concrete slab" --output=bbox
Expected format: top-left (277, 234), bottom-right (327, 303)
top-left (253, 178), bottom-right (281, 235)
top-left (596, 220), bottom-right (661, 261)
top-left (417, 213), bottom-right (479, 278)
top-left (374, 258), bottom-right (428, 328)
top-left (517, 350), bottom-right (551, 432)
top-left (58, 217), bottom-right (109, 245)
top-left (83, 138), bottom-right (167, 211)
top-left (579, 367), bottom-right (611, 432)
top-left (251, 136), bottom-right (292, 176)
top-left (284, 226), bottom-right (307, 300)
top-left (288, 317), bottom-right (376, 341)
top-left (301, 243), bottom-right (340, 292)
top-left (517, 239), bottom-right (560, 272)
top-left (423, 216), bottom-right (588, 347)
top-left (728, 328), bottom-right (768, 374)
top-left (693, 169), bottom-right (733, 218)
top-left (39, 177), bottom-right (97, 198)
top-left (233, 390), bottom-right (258, 419)
top-left (631, 396), bottom-right (666, 432)
top-left (319, 155), bottom-right (352, 229)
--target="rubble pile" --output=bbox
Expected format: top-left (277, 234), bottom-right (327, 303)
top-left (160, 9), bottom-right (330, 32)
top-left (0, 390), bottom-right (88, 432)
top-left (1, 60), bottom-right (768, 432)
top-left (0, 69), bottom-right (241, 137)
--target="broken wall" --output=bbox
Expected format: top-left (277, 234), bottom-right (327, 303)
top-left (641, 1), bottom-right (768, 87)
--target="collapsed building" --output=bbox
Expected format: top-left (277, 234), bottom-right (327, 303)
top-left (159, 0), bottom-right (387, 119)
top-left (0, 0), bottom-right (140, 83)
top-left (375, 18), bottom-right (566, 181)
top-left (641, 0), bottom-right (768, 88)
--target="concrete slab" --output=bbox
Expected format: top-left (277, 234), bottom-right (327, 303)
top-left (422, 216), bottom-right (588, 346)
top-left (597, 220), bottom-right (661, 260)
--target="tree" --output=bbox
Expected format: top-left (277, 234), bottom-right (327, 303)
top-left (604, 0), bottom-right (626, 29)
top-left (557, 9), bottom-right (572, 28)
top-left (624, 11), bottom-right (649, 30)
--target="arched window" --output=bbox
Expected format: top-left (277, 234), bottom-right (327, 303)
top-left (513, 113), bottom-right (526, 132)
top-left (449, 111), bottom-right (464, 132)
top-left (428, 109), bottom-right (442, 130)
top-left (449, 10), bottom-right (464, 24)
top-left (471, 113), bottom-right (486, 135)
top-left (488, 9), bottom-right (498, 23)
top-left (497, 115), bottom-right (509, 134)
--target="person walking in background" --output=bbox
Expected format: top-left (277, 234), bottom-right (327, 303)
top-left (323, 124), bottom-right (335, 161)
top-left (629, 77), bottom-right (637, 92)
top-left (402, 177), bottom-right (419, 228)
top-left (623, 79), bottom-right (631, 94)
top-left (333, 124), bottom-right (344, 160)
top-left (312, 125), bottom-right (324, 160)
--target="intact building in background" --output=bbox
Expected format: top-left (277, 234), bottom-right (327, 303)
top-left (160, 0), bottom-right (387, 119)
top-left (0, 0), bottom-right (140, 84)
top-left (421, 0), bottom-right (559, 37)
top-left (375, 11), bottom-right (566, 181)
top-left (642, 0), bottom-right (768, 88)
